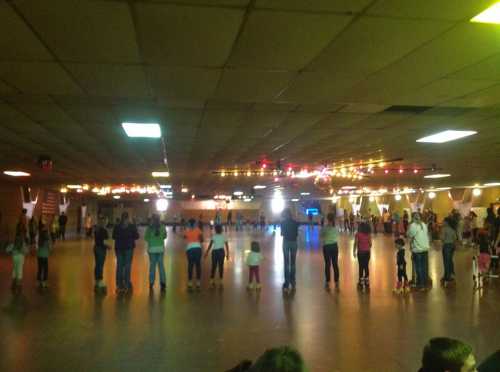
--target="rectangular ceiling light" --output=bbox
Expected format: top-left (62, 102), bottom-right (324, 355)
top-left (3, 170), bottom-right (30, 176)
top-left (152, 171), bottom-right (170, 178)
top-left (253, 185), bottom-right (267, 189)
top-left (471, 2), bottom-right (500, 24)
top-left (67, 184), bottom-right (82, 189)
top-left (416, 130), bottom-right (477, 143)
top-left (122, 122), bottom-right (161, 138)
top-left (424, 174), bottom-right (451, 179)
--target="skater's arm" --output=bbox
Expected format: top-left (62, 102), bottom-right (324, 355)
top-left (225, 241), bottom-right (230, 260)
top-left (204, 240), bottom-right (213, 258)
top-left (353, 235), bottom-right (358, 258)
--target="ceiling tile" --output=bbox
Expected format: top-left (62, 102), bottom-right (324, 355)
top-left (149, 66), bottom-right (221, 100)
top-left (396, 79), bottom-right (497, 106)
top-left (228, 10), bottom-right (352, 70)
top-left (0, 80), bottom-right (17, 95)
top-left (153, 0), bottom-right (250, 5)
top-left (0, 2), bottom-right (53, 61)
top-left (255, 0), bottom-right (372, 12)
top-left (14, 0), bottom-right (140, 63)
top-left (449, 54), bottom-right (500, 81)
top-left (308, 16), bottom-right (452, 77)
top-left (279, 71), bottom-right (360, 103)
top-left (136, 3), bottom-right (244, 66)
top-left (368, 0), bottom-right (495, 21)
top-left (215, 69), bottom-right (294, 101)
top-left (341, 23), bottom-right (500, 104)
top-left (66, 64), bottom-right (151, 97)
top-left (0, 62), bottom-right (83, 95)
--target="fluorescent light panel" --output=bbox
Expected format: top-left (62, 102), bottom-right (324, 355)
top-left (471, 2), bottom-right (500, 24)
top-left (152, 171), bottom-right (170, 178)
top-left (4, 170), bottom-right (30, 176)
top-left (253, 185), bottom-right (266, 189)
top-left (484, 182), bottom-right (500, 187)
top-left (424, 174), bottom-right (451, 179)
top-left (416, 130), bottom-right (476, 143)
top-left (122, 122), bottom-right (161, 138)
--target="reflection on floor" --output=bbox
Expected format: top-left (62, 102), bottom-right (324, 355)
top-left (0, 226), bottom-right (499, 372)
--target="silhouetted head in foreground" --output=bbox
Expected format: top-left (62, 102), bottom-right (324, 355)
top-left (420, 337), bottom-right (477, 372)
top-left (249, 346), bottom-right (307, 372)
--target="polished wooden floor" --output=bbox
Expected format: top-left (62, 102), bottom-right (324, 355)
top-left (0, 226), bottom-right (498, 372)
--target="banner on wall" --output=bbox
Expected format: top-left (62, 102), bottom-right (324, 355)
top-left (41, 190), bottom-right (58, 216)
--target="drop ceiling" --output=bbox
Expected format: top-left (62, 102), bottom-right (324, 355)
top-left (0, 0), bottom-right (499, 193)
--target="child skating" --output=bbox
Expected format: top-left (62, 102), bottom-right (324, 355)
top-left (393, 238), bottom-right (409, 294)
top-left (246, 241), bottom-right (263, 290)
top-left (37, 217), bottom-right (52, 289)
top-left (7, 220), bottom-right (29, 293)
top-left (204, 224), bottom-right (230, 288)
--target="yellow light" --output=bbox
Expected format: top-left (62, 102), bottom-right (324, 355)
top-left (246, 171), bottom-right (251, 177)
top-left (379, 161), bottom-right (385, 168)
top-left (221, 170), bottom-right (226, 177)
top-left (181, 187), bottom-right (188, 193)
top-left (234, 170), bottom-right (238, 177)
top-left (472, 188), bottom-right (482, 197)
top-left (260, 169), bottom-right (264, 176)
top-left (67, 184), bottom-right (82, 189)
top-left (471, 2), bottom-right (500, 24)
top-left (82, 184), bottom-right (89, 191)
top-left (60, 187), bottom-right (68, 193)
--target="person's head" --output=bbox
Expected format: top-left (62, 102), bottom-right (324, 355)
top-left (282, 209), bottom-right (292, 220)
top-left (477, 350), bottom-right (500, 372)
top-left (421, 337), bottom-right (476, 372)
top-left (215, 224), bottom-right (223, 234)
top-left (121, 212), bottom-right (129, 225)
top-left (61, 212), bottom-right (65, 216)
top-left (395, 238), bottom-right (405, 249)
top-left (412, 212), bottom-right (422, 222)
top-left (22, 208), bottom-right (27, 215)
top-left (249, 346), bottom-right (306, 372)
top-left (251, 241), bottom-right (260, 253)
top-left (326, 213), bottom-right (335, 226)
top-left (358, 222), bottom-right (371, 234)
top-left (188, 218), bottom-right (196, 228)
top-left (97, 216), bottom-right (106, 228)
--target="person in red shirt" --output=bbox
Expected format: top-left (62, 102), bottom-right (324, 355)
top-left (353, 222), bottom-right (372, 288)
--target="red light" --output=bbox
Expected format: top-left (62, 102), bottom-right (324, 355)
top-left (413, 169), bottom-right (418, 174)
top-left (399, 169), bottom-right (404, 174)
top-left (384, 169), bottom-right (389, 174)
top-left (262, 163), bottom-right (267, 168)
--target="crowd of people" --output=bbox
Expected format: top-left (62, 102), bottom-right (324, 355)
top-left (4, 203), bottom-right (500, 296)
top-left (225, 337), bottom-right (499, 372)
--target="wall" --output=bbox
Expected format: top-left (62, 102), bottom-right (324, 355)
top-left (0, 184), bottom-right (23, 244)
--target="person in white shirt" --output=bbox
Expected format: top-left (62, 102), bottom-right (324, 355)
top-left (407, 212), bottom-right (430, 290)
top-left (204, 224), bottom-right (229, 288)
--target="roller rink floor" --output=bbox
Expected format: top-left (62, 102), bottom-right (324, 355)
top-left (1, 226), bottom-right (499, 372)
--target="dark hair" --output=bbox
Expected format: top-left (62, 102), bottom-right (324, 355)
top-left (215, 224), bottom-right (223, 234)
top-left (327, 212), bottom-right (335, 225)
top-left (358, 222), bottom-right (371, 234)
top-left (38, 220), bottom-right (49, 246)
top-left (421, 337), bottom-right (473, 372)
top-left (188, 218), bottom-right (196, 228)
top-left (251, 241), bottom-right (260, 253)
top-left (444, 216), bottom-right (458, 230)
top-left (478, 233), bottom-right (490, 253)
top-left (121, 212), bottom-right (129, 223)
top-left (249, 346), bottom-right (306, 372)
top-left (395, 238), bottom-right (405, 248)
top-left (151, 214), bottom-right (160, 237)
